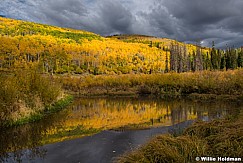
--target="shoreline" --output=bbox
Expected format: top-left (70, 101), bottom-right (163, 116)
top-left (59, 70), bottom-right (243, 102)
top-left (3, 90), bottom-right (242, 128)
top-left (117, 109), bottom-right (243, 163)
top-left (67, 91), bottom-right (243, 102)
top-left (2, 95), bottom-right (73, 128)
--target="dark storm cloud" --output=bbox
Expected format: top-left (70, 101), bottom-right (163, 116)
top-left (30, 0), bottom-right (89, 28)
top-left (142, 4), bottom-right (181, 38)
top-left (164, 0), bottom-right (240, 26)
top-left (1, 0), bottom-right (243, 48)
top-left (145, 0), bottom-right (243, 47)
top-left (1, 0), bottom-right (135, 35)
top-left (97, 0), bottom-right (134, 35)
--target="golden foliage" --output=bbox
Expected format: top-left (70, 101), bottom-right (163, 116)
top-left (0, 17), bottom-right (210, 74)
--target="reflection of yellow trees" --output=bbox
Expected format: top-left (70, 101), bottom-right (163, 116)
top-left (42, 99), bottom-right (202, 142)
top-left (71, 102), bottom-right (167, 129)
top-left (1, 98), bottom-right (229, 154)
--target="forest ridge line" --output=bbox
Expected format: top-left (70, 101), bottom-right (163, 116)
top-left (0, 17), bottom-right (242, 75)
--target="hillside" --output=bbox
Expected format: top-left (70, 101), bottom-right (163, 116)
top-left (0, 17), bottom-right (241, 75)
top-left (0, 17), bottom-right (101, 42)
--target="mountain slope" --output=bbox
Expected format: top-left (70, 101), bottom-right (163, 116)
top-left (0, 17), bottom-right (210, 74)
top-left (0, 17), bottom-right (101, 42)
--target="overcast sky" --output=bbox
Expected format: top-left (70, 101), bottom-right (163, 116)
top-left (1, 0), bottom-right (243, 48)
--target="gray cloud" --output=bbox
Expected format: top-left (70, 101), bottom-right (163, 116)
top-left (97, 0), bottom-right (134, 34)
top-left (164, 0), bottom-right (240, 26)
top-left (29, 0), bottom-right (89, 29)
top-left (1, 0), bottom-right (243, 48)
top-left (146, 0), bottom-right (243, 47)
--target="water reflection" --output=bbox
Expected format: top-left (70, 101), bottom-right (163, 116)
top-left (0, 98), bottom-right (239, 162)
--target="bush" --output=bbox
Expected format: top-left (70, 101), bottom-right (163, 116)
top-left (59, 69), bottom-right (243, 96)
top-left (0, 69), bottom-right (62, 125)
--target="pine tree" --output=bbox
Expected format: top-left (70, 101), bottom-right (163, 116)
top-left (225, 47), bottom-right (231, 70)
top-left (211, 41), bottom-right (219, 70)
top-left (220, 52), bottom-right (226, 70)
top-left (237, 47), bottom-right (243, 68)
top-left (216, 49), bottom-right (221, 70)
top-left (231, 48), bottom-right (238, 69)
top-left (165, 51), bottom-right (169, 73)
top-left (192, 51), bottom-right (196, 72)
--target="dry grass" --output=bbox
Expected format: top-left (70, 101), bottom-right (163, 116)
top-left (0, 69), bottom-right (63, 126)
top-left (58, 69), bottom-right (243, 98)
top-left (117, 135), bottom-right (207, 163)
top-left (117, 110), bottom-right (243, 163)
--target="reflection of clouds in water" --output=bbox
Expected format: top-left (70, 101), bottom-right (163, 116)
top-left (1, 147), bottom-right (47, 163)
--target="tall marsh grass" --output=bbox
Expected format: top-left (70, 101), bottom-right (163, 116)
top-left (0, 69), bottom-right (62, 126)
top-left (117, 110), bottom-right (243, 163)
top-left (59, 69), bottom-right (243, 97)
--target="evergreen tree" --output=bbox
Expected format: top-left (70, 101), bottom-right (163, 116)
top-left (220, 52), bottom-right (226, 70)
top-left (237, 48), bottom-right (243, 68)
top-left (192, 51), bottom-right (196, 72)
top-left (225, 47), bottom-right (231, 70)
top-left (211, 41), bottom-right (219, 70)
top-left (216, 49), bottom-right (221, 70)
top-left (165, 51), bottom-right (169, 73)
top-left (231, 48), bottom-right (238, 69)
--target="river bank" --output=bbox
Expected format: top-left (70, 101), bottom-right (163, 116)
top-left (2, 69), bottom-right (242, 128)
top-left (1, 97), bottom-right (238, 163)
top-left (117, 108), bottom-right (243, 163)
top-left (58, 69), bottom-right (243, 101)
top-left (0, 69), bottom-right (73, 128)
top-left (1, 69), bottom-right (242, 163)
top-left (4, 95), bottom-right (73, 127)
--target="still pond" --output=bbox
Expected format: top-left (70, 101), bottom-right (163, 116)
top-left (0, 97), bottom-right (241, 163)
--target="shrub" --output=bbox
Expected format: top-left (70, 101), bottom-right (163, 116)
top-left (0, 69), bottom-right (62, 125)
